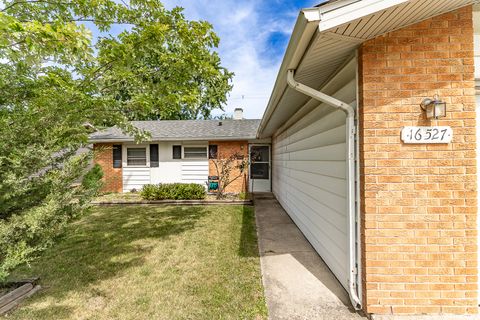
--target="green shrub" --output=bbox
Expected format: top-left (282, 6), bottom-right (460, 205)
top-left (140, 183), bottom-right (206, 200)
top-left (81, 164), bottom-right (104, 193)
top-left (140, 184), bottom-right (158, 200)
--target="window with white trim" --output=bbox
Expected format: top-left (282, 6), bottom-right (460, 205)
top-left (183, 146), bottom-right (207, 159)
top-left (127, 147), bottom-right (147, 166)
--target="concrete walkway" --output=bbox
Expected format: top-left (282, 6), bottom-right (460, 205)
top-left (254, 193), bottom-right (365, 320)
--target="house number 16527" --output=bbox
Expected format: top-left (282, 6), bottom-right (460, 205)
top-left (401, 126), bottom-right (453, 144)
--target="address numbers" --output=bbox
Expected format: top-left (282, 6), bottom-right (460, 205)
top-left (401, 126), bottom-right (453, 144)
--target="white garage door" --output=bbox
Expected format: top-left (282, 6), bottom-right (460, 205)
top-left (272, 78), bottom-right (356, 290)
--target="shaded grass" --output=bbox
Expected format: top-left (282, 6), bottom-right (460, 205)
top-left (5, 205), bottom-right (267, 319)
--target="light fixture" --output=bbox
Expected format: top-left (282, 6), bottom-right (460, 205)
top-left (420, 94), bottom-right (447, 119)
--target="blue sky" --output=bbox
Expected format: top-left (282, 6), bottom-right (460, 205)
top-left (159, 0), bottom-right (319, 119)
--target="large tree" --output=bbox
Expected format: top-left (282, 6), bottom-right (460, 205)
top-left (0, 0), bottom-right (232, 281)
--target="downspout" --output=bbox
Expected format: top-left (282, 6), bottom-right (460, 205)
top-left (286, 69), bottom-right (361, 310)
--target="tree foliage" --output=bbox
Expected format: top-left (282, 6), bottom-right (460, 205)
top-left (0, 0), bottom-right (232, 281)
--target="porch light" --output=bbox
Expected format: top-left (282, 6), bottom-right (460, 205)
top-left (420, 94), bottom-right (446, 119)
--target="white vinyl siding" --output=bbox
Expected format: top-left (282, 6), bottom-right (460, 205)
top-left (123, 167), bottom-right (151, 192)
top-left (181, 161), bottom-right (208, 185)
top-left (150, 142), bottom-right (209, 187)
top-left (150, 142), bottom-right (182, 184)
top-left (272, 78), bottom-right (356, 290)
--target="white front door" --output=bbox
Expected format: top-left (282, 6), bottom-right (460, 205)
top-left (249, 145), bottom-right (271, 192)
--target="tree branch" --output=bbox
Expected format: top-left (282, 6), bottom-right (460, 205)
top-left (64, 18), bottom-right (134, 25)
top-left (2, 0), bottom-right (70, 12)
top-left (220, 171), bottom-right (244, 190)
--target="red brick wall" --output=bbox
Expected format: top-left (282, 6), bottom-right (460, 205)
top-left (209, 141), bottom-right (249, 194)
top-left (93, 143), bottom-right (123, 193)
top-left (358, 6), bottom-right (478, 315)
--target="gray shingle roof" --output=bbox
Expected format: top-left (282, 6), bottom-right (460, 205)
top-left (90, 119), bottom-right (261, 142)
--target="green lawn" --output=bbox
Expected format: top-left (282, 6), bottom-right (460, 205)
top-left (5, 205), bottom-right (267, 319)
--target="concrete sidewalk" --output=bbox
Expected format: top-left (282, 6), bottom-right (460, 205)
top-left (254, 193), bottom-right (365, 320)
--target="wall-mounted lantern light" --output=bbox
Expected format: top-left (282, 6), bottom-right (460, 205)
top-left (420, 94), bottom-right (447, 119)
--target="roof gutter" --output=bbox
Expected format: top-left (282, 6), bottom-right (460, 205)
top-left (89, 136), bottom-right (260, 143)
top-left (286, 69), bottom-right (361, 311)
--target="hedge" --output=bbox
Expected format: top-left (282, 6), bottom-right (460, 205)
top-left (140, 183), bottom-right (206, 200)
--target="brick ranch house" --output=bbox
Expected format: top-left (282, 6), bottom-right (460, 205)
top-left (90, 109), bottom-right (272, 193)
top-left (91, 0), bottom-right (480, 318)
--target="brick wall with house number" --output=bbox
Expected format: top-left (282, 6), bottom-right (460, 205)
top-left (358, 6), bottom-right (478, 315)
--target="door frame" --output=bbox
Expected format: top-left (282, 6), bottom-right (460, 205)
top-left (248, 144), bottom-right (272, 192)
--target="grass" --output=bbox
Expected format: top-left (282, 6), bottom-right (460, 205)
top-left (5, 205), bottom-right (267, 319)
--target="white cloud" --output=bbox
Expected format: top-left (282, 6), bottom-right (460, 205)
top-left (162, 0), bottom-right (297, 119)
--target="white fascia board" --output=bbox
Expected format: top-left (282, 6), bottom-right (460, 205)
top-left (318, 0), bottom-right (409, 32)
top-left (302, 7), bottom-right (321, 22)
top-left (317, 0), bottom-right (361, 12)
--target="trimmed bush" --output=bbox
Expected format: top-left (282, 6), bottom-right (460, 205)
top-left (140, 184), bottom-right (157, 200)
top-left (140, 183), bottom-right (206, 200)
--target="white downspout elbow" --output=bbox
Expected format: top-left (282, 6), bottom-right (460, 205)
top-left (286, 69), bottom-right (362, 310)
